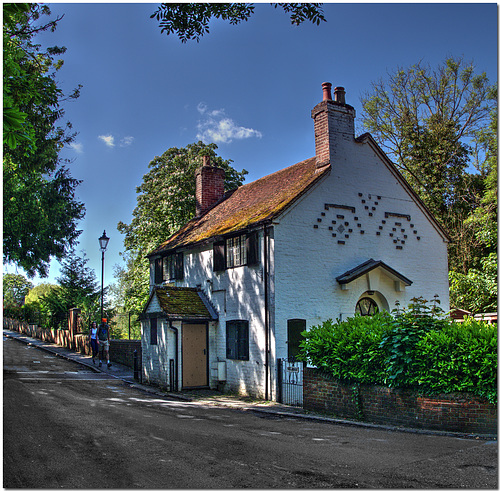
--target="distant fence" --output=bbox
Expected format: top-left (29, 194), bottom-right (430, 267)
top-left (4, 317), bottom-right (142, 370)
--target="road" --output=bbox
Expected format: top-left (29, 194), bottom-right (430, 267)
top-left (3, 334), bottom-right (498, 488)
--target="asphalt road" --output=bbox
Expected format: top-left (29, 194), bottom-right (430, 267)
top-left (3, 334), bottom-right (498, 488)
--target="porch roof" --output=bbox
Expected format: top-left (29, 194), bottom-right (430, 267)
top-left (336, 258), bottom-right (412, 286)
top-left (144, 286), bottom-right (218, 321)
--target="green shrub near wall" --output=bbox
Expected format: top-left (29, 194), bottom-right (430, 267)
top-left (299, 299), bottom-right (497, 404)
top-left (411, 318), bottom-right (497, 403)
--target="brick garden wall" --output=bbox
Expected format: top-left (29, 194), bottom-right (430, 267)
top-left (109, 339), bottom-right (142, 369)
top-left (4, 318), bottom-right (142, 370)
top-left (304, 367), bottom-right (497, 435)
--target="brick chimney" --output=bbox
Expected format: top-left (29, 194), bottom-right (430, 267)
top-left (311, 82), bottom-right (356, 168)
top-left (195, 155), bottom-right (225, 216)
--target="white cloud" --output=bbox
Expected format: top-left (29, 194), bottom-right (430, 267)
top-left (98, 134), bottom-right (115, 147)
top-left (68, 142), bottom-right (83, 153)
top-left (196, 103), bottom-right (262, 144)
top-left (120, 136), bottom-right (134, 147)
top-left (97, 134), bottom-right (134, 148)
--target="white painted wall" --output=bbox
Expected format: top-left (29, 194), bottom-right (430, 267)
top-left (172, 237), bottom-right (269, 398)
top-left (272, 136), bottom-right (449, 360)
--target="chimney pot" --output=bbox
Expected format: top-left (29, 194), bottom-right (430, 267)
top-left (322, 82), bottom-right (332, 101)
top-left (334, 86), bottom-right (346, 105)
top-left (202, 155), bottom-right (211, 167)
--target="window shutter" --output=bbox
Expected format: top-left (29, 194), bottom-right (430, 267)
top-left (213, 241), bottom-right (226, 272)
top-left (238, 320), bottom-right (249, 360)
top-left (174, 253), bottom-right (184, 279)
top-left (154, 258), bottom-right (163, 284)
top-left (246, 232), bottom-right (259, 266)
top-left (226, 322), bottom-right (237, 358)
top-left (150, 318), bottom-right (158, 345)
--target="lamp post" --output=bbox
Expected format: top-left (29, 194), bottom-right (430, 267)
top-left (98, 230), bottom-right (110, 323)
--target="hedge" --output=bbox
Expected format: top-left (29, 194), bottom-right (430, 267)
top-left (299, 299), bottom-right (497, 404)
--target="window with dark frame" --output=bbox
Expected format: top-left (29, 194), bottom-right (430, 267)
top-left (213, 232), bottom-right (259, 272)
top-left (154, 253), bottom-right (184, 284)
top-left (226, 320), bottom-right (249, 360)
top-left (355, 297), bottom-right (378, 316)
top-left (150, 318), bottom-right (158, 345)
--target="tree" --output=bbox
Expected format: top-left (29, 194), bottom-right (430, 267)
top-left (151, 3), bottom-right (326, 42)
top-left (361, 57), bottom-right (493, 225)
top-left (361, 57), bottom-right (497, 313)
top-left (3, 273), bottom-right (33, 308)
top-left (37, 251), bottom-right (104, 329)
top-left (449, 86), bottom-right (497, 313)
top-left (3, 3), bottom-right (85, 278)
top-left (117, 141), bottom-right (247, 312)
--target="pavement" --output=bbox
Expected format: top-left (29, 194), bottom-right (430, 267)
top-left (4, 328), bottom-right (496, 440)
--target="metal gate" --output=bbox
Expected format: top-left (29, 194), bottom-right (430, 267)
top-left (277, 358), bottom-right (303, 407)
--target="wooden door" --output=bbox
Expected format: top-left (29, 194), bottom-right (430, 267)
top-left (182, 323), bottom-right (208, 388)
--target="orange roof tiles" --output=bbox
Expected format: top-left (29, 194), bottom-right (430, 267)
top-left (150, 157), bottom-right (330, 255)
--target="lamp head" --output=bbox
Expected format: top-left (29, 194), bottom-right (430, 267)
top-left (99, 230), bottom-right (110, 252)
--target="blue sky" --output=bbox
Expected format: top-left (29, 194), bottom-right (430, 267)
top-left (5, 2), bottom-right (498, 292)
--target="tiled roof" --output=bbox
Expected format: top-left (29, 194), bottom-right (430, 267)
top-left (150, 157), bottom-right (329, 255)
top-left (151, 286), bottom-right (217, 320)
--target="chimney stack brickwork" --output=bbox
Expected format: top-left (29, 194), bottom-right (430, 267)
top-left (195, 162), bottom-right (225, 216)
top-left (311, 83), bottom-right (356, 169)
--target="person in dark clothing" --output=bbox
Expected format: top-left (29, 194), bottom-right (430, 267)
top-left (97, 321), bottom-right (112, 368)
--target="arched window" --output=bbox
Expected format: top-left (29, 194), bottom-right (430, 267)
top-left (355, 297), bottom-right (378, 316)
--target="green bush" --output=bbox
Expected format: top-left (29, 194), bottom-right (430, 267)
top-left (298, 312), bottom-right (394, 385)
top-left (411, 318), bottom-right (497, 403)
top-left (299, 298), bottom-right (497, 404)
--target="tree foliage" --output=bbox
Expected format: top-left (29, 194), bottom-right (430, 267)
top-left (361, 57), bottom-right (497, 312)
top-left (117, 141), bottom-right (247, 313)
top-left (3, 3), bottom-right (84, 278)
top-left (449, 86), bottom-right (497, 313)
top-left (151, 3), bottom-right (326, 42)
top-left (3, 273), bottom-right (33, 308)
top-left (28, 251), bottom-right (107, 330)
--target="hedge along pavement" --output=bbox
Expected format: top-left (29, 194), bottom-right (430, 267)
top-left (298, 297), bottom-right (497, 404)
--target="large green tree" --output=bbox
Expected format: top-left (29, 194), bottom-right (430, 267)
top-left (361, 57), bottom-right (497, 312)
top-left (3, 3), bottom-right (84, 278)
top-left (361, 57), bottom-right (493, 225)
top-left (449, 86), bottom-right (498, 313)
top-left (151, 3), bottom-right (326, 42)
top-left (117, 141), bottom-right (247, 313)
top-left (3, 273), bottom-right (33, 308)
top-left (38, 251), bottom-right (104, 329)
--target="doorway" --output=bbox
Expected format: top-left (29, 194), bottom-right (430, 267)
top-left (182, 323), bottom-right (208, 388)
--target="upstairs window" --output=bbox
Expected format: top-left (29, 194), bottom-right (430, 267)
top-left (213, 232), bottom-right (259, 272)
top-left (154, 253), bottom-right (184, 284)
top-left (227, 235), bottom-right (247, 268)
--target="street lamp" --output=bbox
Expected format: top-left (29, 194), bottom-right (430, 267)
top-left (98, 230), bottom-right (110, 323)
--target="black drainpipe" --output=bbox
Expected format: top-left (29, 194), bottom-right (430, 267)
top-left (168, 321), bottom-right (179, 391)
top-left (264, 224), bottom-right (270, 400)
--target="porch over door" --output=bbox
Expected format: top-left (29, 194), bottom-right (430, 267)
top-left (182, 323), bottom-right (208, 388)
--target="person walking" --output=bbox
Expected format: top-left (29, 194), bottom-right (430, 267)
top-left (89, 321), bottom-right (99, 364)
top-left (97, 320), bottom-right (112, 369)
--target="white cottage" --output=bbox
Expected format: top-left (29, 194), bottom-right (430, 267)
top-left (140, 83), bottom-right (450, 400)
